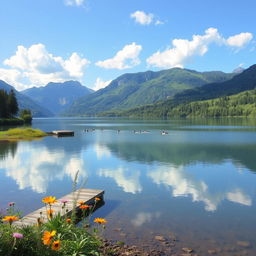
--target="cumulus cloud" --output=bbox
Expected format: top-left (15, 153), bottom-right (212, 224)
top-left (130, 11), bottom-right (154, 25)
top-left (226, 32), bottom-right (253, 47)
top-left (1, 43), bottom-right (90, 90)
top-left (64, 0), bottom-right (84, 6)
top-left (93, 78), bottom-right (112, 91)
top-left (130, 10), bottom-right (163, 26)
top-left (95, 42), bottom-right (142, 70)
top-left (147, 28), bottom-right (253, 69)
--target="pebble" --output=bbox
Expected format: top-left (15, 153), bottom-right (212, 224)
top-left (237, 241), bottom-right (250, 248)
top-left (155, 235), bottom-right (166, 242)
top-left (182, 247), bottom-right (193, 253)
top-left (208, 249), bottom-right (217, 254)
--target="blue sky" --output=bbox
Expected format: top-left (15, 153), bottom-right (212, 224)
top-left (0, 0), bottom-right (255, 91)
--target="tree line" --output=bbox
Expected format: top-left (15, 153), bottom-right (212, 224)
top-left (0, 89), bottom-right (19, 118)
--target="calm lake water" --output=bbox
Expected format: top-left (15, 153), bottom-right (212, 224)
top-left (1, 118), bottom-right (256, 255)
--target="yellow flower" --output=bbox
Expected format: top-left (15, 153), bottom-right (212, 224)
top-left (2, 216), bottom-right (19, 224)
top-left (94, 218), bottom-right (107, 224)
top-left (42, 196), bottom-right (57, 205)
top-left (51, 240), bottom-right (61, 251)
top-left (42, 230), bottom-right (56, 245)
top-left (78, 201), bottom-right (85, 205)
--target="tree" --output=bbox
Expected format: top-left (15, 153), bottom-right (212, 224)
top-left (20, 109), bottom-right (32, 123)
top-left (0, 90), bottom-right (8, 118)
top-left (8, 89), bottom-right (19, 117)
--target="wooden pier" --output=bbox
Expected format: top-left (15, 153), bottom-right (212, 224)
top-left (14, 188), bottom-right (104, 227)
top-left (52, 130), bottom-right (74, 137)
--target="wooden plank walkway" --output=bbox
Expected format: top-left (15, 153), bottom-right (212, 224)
top-left (14, 188), bottom-right (104, 226)
top-left (52, 130), bottom-right (74, 137)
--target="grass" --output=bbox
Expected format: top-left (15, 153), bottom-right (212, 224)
top-left (0, 128), bottom-right (47, 141)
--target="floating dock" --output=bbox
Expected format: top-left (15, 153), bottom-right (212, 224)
top-left (14, 188), bottom-right (104, 226)
top-left (52, 130), bottom-right (74, 137)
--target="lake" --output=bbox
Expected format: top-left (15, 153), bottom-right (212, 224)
top-left (1, 118), bottom-right (256, 255)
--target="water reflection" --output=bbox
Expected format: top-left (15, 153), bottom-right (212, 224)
top-left (98, 167), bottom-right (142, 194)
top-left (0, 142), bottom-right (87, 193)
top-left (0, 141), bottom-right (17, 160)
top-left (131, 211), bottom-right (161, 227)
top-left (148, 166), bottom-right (252, 211)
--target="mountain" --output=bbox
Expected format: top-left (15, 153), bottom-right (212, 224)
top-left (65, 68), bottom-right (234, 116)
top-left (111, 64), bottom-right (256, 118)
top-left (171, 64), bottom-right (256, 104)
top-left (0, 80), bottom-right (53, 117)
top-left (232, 67), bottom-right (245, 74)
top-left (21, 81), bottom-right (93, 115)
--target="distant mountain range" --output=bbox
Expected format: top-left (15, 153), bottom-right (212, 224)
top-left (110, 64), bottom-right (256, 118)
top-left (64, 68), bottom-right (234, 116)
top-left (0, 80), bottom-right (53, 117)
top-left (21, 81), bottom-right (93, 115)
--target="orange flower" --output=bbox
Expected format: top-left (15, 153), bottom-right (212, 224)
top-left (42, 196), bottom-right (57, 205)
top-left (94, 218), bottom-right (107, 224)
top-left (51, 240), bottom-right (61, 251)
top-left (78, 201), bottom-right (85, 205)
top-left (95, 197), bottom-right (101, 201)
top-left (79, 204), bottom-right (90, 209)
top-left (66, 218), bottom-right (72, 223)
top-left (47, 209), bottom-right (54, 219)
top-left (42, 230), bottom-right (56, 245)
top-left (2, 216), bottom-right (19, 224)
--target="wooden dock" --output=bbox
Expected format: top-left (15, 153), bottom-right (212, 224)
top-left (52, 130), bottom-right (74, 137)
top-left (14, 188), bottom-right (104, 227)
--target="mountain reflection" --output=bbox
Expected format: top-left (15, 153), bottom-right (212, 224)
top-left (106, 142), bottom-right (256, 172)
top-left (148, 166), bottom-right (252, 211)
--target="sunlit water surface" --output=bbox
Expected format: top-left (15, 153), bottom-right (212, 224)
top-left (1, 118), bottom-right (256, 255)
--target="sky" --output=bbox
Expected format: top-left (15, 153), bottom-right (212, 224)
top-left (0, 0), bottom-right (255, 91)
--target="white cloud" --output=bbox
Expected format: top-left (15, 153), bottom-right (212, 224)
top-left (98, 167), bottom-right (142, 194)
top-left (96, 42), bottom-right (142, 70)
top-left (130, 11), bottom-right (164, 26)
top-left (147, 28), bottom-right (253, 69)
top-left (64, 0), bottom-right (84, 6)
top-left (93, 78), bottom-right (112, 91)
top-left (155, 20), bottom-right (164, 25)
top-left (130, 11), bottom-right (154, 25)
top-left (1, 44), bottom-right (90, 90)
top-left (226, 32), bottom-right (253, 47)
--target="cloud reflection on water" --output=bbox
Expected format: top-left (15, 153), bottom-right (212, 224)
top-left (0, 144), bottom-right (87, 193)
top-left (98, 167), bottom-right (142, 194)
top-left (148, 166), bottom-right (252, 211)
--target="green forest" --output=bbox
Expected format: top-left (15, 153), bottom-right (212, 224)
top-left (0, 89), bottom-right (18, 118)
top-left (0, 89), bottom-right (32, 124)
top-left (105, 89), bottom-right (256, 118)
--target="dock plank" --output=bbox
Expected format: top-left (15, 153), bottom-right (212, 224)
top-left (14, 188), bottom-right (104, 227)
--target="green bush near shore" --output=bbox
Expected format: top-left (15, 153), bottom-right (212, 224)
top-left (0, 128), bottom-right (47, 140)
